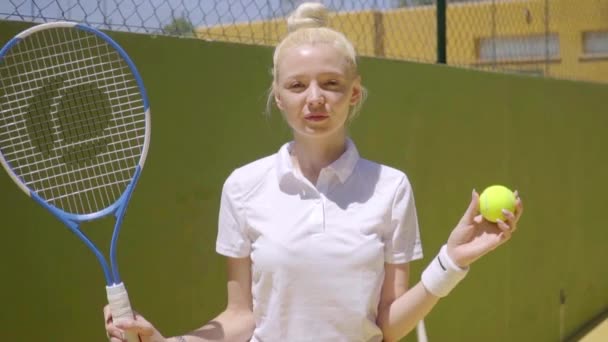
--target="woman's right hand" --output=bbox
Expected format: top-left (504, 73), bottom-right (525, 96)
top-left (104, 304), bottom-right (167, 342)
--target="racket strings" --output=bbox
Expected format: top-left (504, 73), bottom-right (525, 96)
top-left (1, 114), bottom-right (145, 155)
top-left (0, 27), bottom-right (146, 215)
top-left (28, 28), bottom-right (106, 213)
top-left (1, 87), bottom-right (143, 140)
top-left (3, 59), bottom-right (138, 94)
top-left (37, 157), bottom-right (139, 202)
top-left (0, 85), bottom-right (142, 124)
top-left (59, 27), bottom-right (140, 214)
top-left (2, 45), bottom-right (125, 82)
top-left (9, 125), bottom-right (145, 176)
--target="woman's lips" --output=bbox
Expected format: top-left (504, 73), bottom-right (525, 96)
top-left (304, 113), bottom-right (329, 121)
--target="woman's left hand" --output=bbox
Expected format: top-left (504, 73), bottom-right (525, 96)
top-left (446, 189), bottom-right (523, 268)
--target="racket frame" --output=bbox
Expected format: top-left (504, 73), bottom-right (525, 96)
top-left (0, 20), bottom-right (151, 286)
top-left (0, 22), bottom-right (151, 342)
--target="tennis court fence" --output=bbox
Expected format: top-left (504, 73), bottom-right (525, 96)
top-left (2, 0), bottom-right (607, 83)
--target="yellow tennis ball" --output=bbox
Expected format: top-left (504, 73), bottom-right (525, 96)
top-left (479, 185), bottom-right (516, 223)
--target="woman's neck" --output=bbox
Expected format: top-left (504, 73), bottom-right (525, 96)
top-left (291, 132), bottom-right (347, 185)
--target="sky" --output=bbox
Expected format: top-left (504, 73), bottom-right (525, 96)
top-left (0, 0), bottom-right (423, 33)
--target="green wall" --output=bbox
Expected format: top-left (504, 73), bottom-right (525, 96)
top-left (0, 20), bottom-right (606, 341)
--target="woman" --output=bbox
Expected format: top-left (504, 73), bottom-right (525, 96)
top-left (104, 3), bottom-right (523, 341)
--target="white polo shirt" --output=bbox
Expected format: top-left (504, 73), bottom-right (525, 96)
top-left (216, 139), bottom-right (423, 342)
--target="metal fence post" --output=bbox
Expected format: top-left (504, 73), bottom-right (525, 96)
top-left (437, 0), bottom-right (447, 64)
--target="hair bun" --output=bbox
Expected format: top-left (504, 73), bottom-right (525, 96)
top-left (287, 2), bottom-right (329, 32)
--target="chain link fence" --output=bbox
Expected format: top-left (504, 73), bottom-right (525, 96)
top-left (1, 0), bottom-right (607, 83)
top-left (447, 0), bottom-right (608, 83)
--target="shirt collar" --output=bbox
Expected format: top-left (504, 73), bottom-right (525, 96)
top-left (276, 138), bottom-right (360, 184)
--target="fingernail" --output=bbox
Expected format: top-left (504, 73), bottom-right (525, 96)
top-left (472, 188), bottom-right (476, 198)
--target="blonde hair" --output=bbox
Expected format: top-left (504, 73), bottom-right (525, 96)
top-left (266, 2), bottom-right (367, 121)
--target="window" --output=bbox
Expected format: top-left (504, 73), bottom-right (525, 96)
top-left (478, 34), bottom-right (560, 61)
top-left (582, 31), bottom-right (608, 56)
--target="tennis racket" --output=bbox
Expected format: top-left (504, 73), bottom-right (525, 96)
top-left (0, 22), bottom-right (150, 342)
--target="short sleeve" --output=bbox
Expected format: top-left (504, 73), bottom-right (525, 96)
top-left (383, 175), bottom-right (423, 264)
top-left (216, 173), bottom-right (251, 258)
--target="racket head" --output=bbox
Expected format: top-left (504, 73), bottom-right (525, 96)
top-left (0, 22), bottom-right (151, 219)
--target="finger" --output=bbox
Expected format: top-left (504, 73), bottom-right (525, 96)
top-left (496, 218), bottom-right (511, 232)
top-left (515, 196), bottom-right (524, 221)
top-left (498, 230), bottom-right (512, 245)
top-left (501, 212), bottom-right (517, 233)
top-left (104, 305), bottom-right (112, 323)
top-left (502, 209), bottom-right (515, 223)
top-left (502, 209), bottom-right (513, 219)
top-left (459, 189), bottom-right (480, 225)
top-left (496, 219), bottom-right (513, 242)
top-left (132, 312), bottom-right (152, 325)
top-left (115, 318), bottom-right (154, 337)
top-left (107, 328), bottom-right (125, 341)
top-left (103, 307), bottom-right (125, 341)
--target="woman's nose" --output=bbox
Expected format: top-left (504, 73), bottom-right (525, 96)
top-left (307, 85), bottom-right (325, 107)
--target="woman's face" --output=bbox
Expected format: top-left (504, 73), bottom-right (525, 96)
top-left (274, 43), bottom-right (361, 139)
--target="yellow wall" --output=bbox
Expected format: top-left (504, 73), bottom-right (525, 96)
top-left (194, 11), bottom-right (378, 54)
top-left (195, 0), bottom-right (608, 83)
top-left (382, 7), bottom-right (437, 62)
top-left (446, 0), bottom-right (608, 83)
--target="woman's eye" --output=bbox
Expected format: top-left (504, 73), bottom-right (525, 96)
top-left (326, 80), bottom-right (340, 87)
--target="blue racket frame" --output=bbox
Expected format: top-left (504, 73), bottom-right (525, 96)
top-left (0, 22), bottom-right (151, 287)
top-left (30, 166), bottom-right (143, 286)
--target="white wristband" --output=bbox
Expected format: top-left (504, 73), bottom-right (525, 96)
top-left (421, 244), bottom-right (469, 297)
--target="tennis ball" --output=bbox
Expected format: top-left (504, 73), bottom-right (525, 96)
top-left (479, 185), bottom-right (516, 223)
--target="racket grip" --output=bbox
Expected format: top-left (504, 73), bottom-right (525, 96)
top-left (106, 283), bottom-right (140, 342)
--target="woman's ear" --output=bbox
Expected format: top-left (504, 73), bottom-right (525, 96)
top-left (275, 96), bottom-right (283, 110)
top-left (350, 76), bottom-right (362, 105)
top-left (273, 85), bottom-right (284, 110)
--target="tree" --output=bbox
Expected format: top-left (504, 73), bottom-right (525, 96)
top-left (395, 0), bottom-right (435, 7)
top-left (163, 16), bottom-right (194, 37)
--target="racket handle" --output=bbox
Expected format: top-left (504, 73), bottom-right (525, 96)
top-left (106, 283), bottom-right (140, 342)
